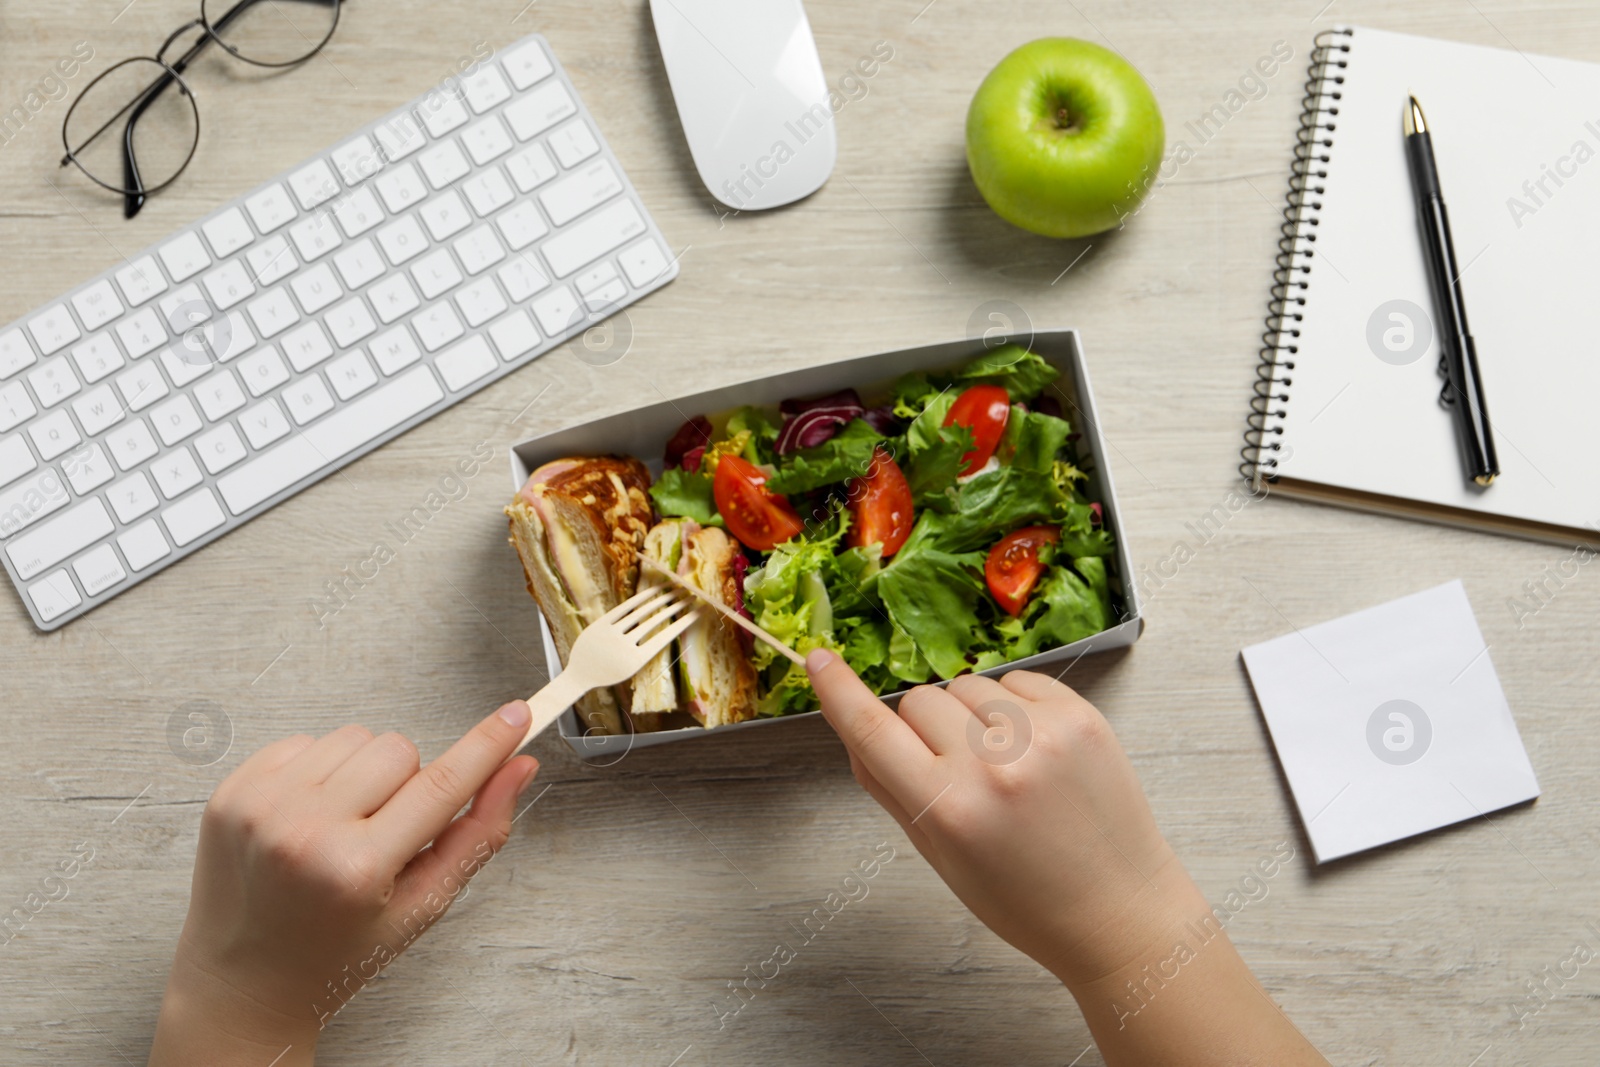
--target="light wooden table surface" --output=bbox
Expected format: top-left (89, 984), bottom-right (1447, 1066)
top-left (3, 2), bottom-right (1597, 1064)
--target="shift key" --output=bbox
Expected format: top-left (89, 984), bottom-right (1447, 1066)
top-left (7, 498), bottom-right (113, 580)
top-left (541, 200), bottom-right (645, 278)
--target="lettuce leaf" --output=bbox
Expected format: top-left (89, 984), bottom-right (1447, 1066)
top-left (766, 418), bottom-right (885, 495)
top-left (649, 469), bottom-right (721, 525)
top-left (953, 344), bottom-right (1060, 400)
top-left (876, 546), bottom-right (989, 680)
top-left (1001, 406), bottom-right (1073, 473)
top-left (995, 558), bottom-right (1113, 659)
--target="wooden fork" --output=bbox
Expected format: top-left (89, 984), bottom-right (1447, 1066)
top-left (516, 587), bottom-right (701, 750)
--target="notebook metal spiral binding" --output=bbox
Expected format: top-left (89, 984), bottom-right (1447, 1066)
top-left (1239, 27), bottom-right (1353, 484)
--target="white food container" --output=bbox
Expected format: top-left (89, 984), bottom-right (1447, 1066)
top-left (508, 330), bottom-right (1143, 758)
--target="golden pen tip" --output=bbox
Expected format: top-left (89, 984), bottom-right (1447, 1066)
top-left (1475, 473), bottom-right (1496, 486)
top-left (1404, 95), bottom-right (1427, 136)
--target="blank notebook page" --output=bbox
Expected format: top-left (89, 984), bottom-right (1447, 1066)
top-left (1273, 26), bottom-right (1600, 529)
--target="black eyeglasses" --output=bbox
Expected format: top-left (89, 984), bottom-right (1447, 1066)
top-left (60, 0), bottom-right (341, 220)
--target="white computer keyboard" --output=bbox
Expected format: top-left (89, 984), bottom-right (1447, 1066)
top-left (0, 33), bottom-right (677, 631)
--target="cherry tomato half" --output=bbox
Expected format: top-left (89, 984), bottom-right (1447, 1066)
top-left (713, 454), bottom-right (804, 551)
top-left (944, 385), bottom-right (1011, 476)
top-left (847, 448), bottom-right (914, 557)
top-left (985, 526), bottom-right (1060, 617)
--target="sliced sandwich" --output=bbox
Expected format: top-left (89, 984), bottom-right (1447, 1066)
top-left (627, 519), bottom-right (687, 731)
top-left (677, 524), bottom-right (758, 728)
top-left (505, 456), bottom-right (655, 736)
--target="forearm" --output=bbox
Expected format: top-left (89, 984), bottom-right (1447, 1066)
top-left (1061, 882), bottom-right (1328, 1067)
top-left (149, 951), bottom-right (320, 1067)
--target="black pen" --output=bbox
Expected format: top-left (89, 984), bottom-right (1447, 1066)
top-left (1403, 95), bottom-right (1498, 487)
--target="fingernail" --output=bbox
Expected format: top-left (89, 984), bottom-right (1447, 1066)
top-left (497, 701), bottom-right (531, 729)
top-left (806, 648), bottom-right (833, 673)
top-left (516, 759), bottom-right (540, 796)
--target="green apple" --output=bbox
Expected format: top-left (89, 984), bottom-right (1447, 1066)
top-left (966, 38), bottom-right (1164, 238)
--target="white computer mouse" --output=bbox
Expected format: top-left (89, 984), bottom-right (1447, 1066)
top-left (649, 0), bottom-right (836, 211)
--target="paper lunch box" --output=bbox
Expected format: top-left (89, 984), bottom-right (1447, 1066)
top-left (507, 330), bottom-right (1143, 758)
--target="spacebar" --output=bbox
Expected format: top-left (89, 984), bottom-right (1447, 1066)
top-left (217, 367), bottom-right (444, 516)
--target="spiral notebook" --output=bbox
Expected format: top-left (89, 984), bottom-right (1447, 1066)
top-left (1243, 26), bottom-right (1600, 547)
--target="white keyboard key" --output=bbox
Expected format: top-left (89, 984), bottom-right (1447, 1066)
top-left (498, 254), bottom-right (550, 302)
top-left (373, 110), bottom-right (426, 162)
top-left (28, 357), bottom-right (81, 409)
top-left (0, 381), bottom-right (38, 433)
top-left (531, 286), bottom-right (581, 337)
top-left (585, 280), bottom-right (628, 313)
top-left (419, 90), bottom-right (471, 137)
top-left (0, 433), bottom-right (36, 489)
top-left (326, 351), bottom-right (378, 400)
top-left (217, 366), bottom-right (444, 515)
top-left (70, 335), bottom-right (125, 385)
top-left (549, 120), bottom-right (600, 167)
top-left (412, 250), bottom-right (463, 300)
top-left (376, 215), bottom-right (430, 266)
top-left (290, 263), bottom-right (342, 315)
top-left (238, 347), bottom-right (291, 397)
top-left (116, 307), bottom-right (167, 359)
top-left (195, 423), bottom-right (248, 474)
top-left (150, 395), bottom-right (204, 447)
top-left (195, 369), bottom-right (247, 421)
top-left (488, 310), bottom-right (540, 361)
top-left (71, 280), bottom-right (124, 332)
top-left (72, 385), bottom-right (124, 437)
top-left (247, 236), bottom-right (298, 286)
top-left (246, 183), bottom-right (298, 233)
top-left (63, 442), bottom-right (114, 495)
top-left (454, 225), bottom-right (506, 275)
top-left (376, 162), bottom-right (428, 213)
top-left (331, 135), bottom-right (383, 186)
top-left (118, 519), bottom-right (171, 572)
top-left (455, 278), bottom-right (507, 328)
top-left (27, 570), bottom-right (81, 622)
top-left (326, 298), bottom-right (378, 347)
top-left (505, 81), bottom-right (575, 141)
top-left (620, 237), bottom-right (671, 287)
top-left (158, 283), bottom-right (212, 329)
top-left (106, 419), bottom-right (158, 471)
top-left (290, 212), bottom-right (343, 262)
top-left (436, 336), bottom-right (497, 392)
top-left (289, 158), bottom-right (340, 210)
top-left (369, 327), bottom-right (422, 375)
top-left (74, 543), bottom-right (126, 597)
top-left (202, 207), bottom-right (255, 258)
top-left (152, 448), bottom-right (203, 499)
top-left (419, 191), bottom-right (472, 240)
top-left (115, 257), bottom-right (168, 307)
top-left (0, 467), bottom-right (68, 536)
top-left (412, 303), bottom-right (464, 352)
top-left (200, 259), bottom-right (256, 311)
top-left (461, 63), bottom-right (512, 112)
top-left (7, 498), bottom-right (112, 580)
top-left (162, 488), bottom-right (226, 547)
top-left (540, 159), bottom-right (622, 227)
top-left (461, 116), bottom-right (514, 165)
top-left (496, 200), bottom-right (549, 251)
top-left (108, 472), bottom-right (159, 523)
top-left (332, 186), bottom-right (384, 238)
top-left (575, 260), bottom-right (618, 297)
top-left (115, 362), bottom-right (168, 412)
top-left (28, 304), bottom-right (81, 356)
top-left (542, 199), bottom-right (646, 277)
top-left (505, 143), bottom-right (557, 193)
top-left (28, 409), bottom-right (80, 460)
top-left (0, 329), bottom-right (35, 379)
top-left (462, 167), bottom-right (515, 217)
top-left (240, 399), bottom-right (291, 449)
top-left (501, 41), bottom-right (553, 90)
top-left (160, 346), bottom-right (214, 389)
top-left (420, 140), bottom-right (472, 189)
top-left (284, 375), bottom-right (335, 425)
top-left (333, 238), bottom-right (386, 290)
top-left (202, 311), bottom-right (254, 364)
top-left (159, 232), bottom-right (211, 283)
top-left (246, 287), bottom-right (301, 339)
top-left (368, 274), bottom-right (421, 324)
top-left (282, 322), bottom-right (335, 373)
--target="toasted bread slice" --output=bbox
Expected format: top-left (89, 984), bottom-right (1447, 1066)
top-left (628, 520), bottom-right (688, 730)
top-left (505, 456), bottom-right (655, 736)
top-left (678, 526), bottom-right (757, 728)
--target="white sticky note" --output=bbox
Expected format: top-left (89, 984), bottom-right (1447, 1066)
top-left (1241, 580), bottom-right (1539, 863)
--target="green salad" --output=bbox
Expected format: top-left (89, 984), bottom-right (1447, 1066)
top-left (648, 345), bottom-right (1117, 715)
